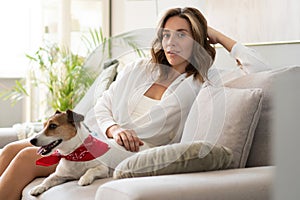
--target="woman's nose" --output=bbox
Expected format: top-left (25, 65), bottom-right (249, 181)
top-left (167, 33), bottom-right (177, 46)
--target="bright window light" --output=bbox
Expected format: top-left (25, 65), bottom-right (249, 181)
top-left (0, 1), bottom-right (38, 78)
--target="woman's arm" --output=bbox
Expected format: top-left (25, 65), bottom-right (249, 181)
top-left (207, 26), bottom-right (269, 73)
top-left (94, 60), bottom-right (145, 152)
top-left (207, 27), bottom-right (236, 52)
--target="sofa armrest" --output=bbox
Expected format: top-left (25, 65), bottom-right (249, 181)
top-left (96, 166), bottom-right (274, 200)
top-left (0, 128), bottom-right (18, 148)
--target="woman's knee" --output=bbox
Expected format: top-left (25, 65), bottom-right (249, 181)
top-left (0, 145), bottom-right (40, 177)
top-left (15, 147), bottom-right (40, 163)
top-left (0, 140), bottom-right (31, 160)
top-left (1, 142), bottom-right (21, 160)
top-left (10, 147), bottom-right (40, 175)
top-left (14, 147), bottom-right (56, 177)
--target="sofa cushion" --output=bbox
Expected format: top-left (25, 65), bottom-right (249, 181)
top-left (99, 166), bottom-right (274, 200)
top-left (21, 177), bottom-right (113, 200)
top-left (224, 65), bottom-right (300, 167)
top-left (113, 141), bottom-right (233, 179)
top-left (181, 86), bottom-right (263, 168)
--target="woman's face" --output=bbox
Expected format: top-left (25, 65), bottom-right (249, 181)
top-left (162, 16), bottom-right (194, 73)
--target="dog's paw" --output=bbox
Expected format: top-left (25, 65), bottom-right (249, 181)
top-left (78, 175), bottom-right (94, 186)
top-left (30, 185), bottom-right (47, 196)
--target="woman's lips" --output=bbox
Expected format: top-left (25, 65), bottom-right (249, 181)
top-left (167, 50), bottom-right (180, 55)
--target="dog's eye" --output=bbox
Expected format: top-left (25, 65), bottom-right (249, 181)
top-left (49, 124), bottom-right (58, 129)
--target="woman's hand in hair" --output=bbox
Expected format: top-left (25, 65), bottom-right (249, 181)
top-left (207, 26), bottom-right (220, 45)
top-left (207, 26), bottom-right (236, 52)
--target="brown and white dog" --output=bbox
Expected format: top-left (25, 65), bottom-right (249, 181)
top-left (29, 110), bottom-right (110, 196)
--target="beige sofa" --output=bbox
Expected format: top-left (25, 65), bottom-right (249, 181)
top-left (2, 65), bottom-right (299, 200)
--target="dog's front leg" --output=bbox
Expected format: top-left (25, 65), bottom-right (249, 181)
top-left (30, 173), bottom-right (73, 196)
top-left (78, 165), bottom-right (109, 186)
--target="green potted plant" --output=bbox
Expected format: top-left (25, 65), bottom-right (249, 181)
top-left (26, 41), bottom-right (95, 112)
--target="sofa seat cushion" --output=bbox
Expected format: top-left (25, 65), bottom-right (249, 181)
top-left (224, 66), bottom-right (300, 167)
top-left (97, 166), bottom-right (274, 200)
top-left (21, 177), bottom-right (113, 200)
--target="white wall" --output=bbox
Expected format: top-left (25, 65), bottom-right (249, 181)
top-left (111, 0), bottom-right (205, 35)
top-left (203, 0), bottom-right (300, 43)
top-left (156, 0), bottom-right (204, 17)
top-left (111, 0), bottom-right (300, 44)
top-left (111, 0), bottom-right (157, 35)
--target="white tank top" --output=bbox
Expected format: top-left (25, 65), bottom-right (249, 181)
top-left (131, 95), bottom-right (160, 123)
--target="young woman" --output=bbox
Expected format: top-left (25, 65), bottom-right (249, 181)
top-left (0, 7), bottom-right (268, 200)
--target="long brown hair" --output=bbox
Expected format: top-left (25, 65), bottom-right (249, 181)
top-left (151, 7), bottom-right (216, 82)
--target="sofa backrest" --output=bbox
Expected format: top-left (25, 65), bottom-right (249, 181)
top-left (225, 66), bottom-right (300, 167)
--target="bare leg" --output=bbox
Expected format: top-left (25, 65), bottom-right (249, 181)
top-left (0, 139), bottom-right (32, 175)
top-left (0, 146), bottom-right (57, 200)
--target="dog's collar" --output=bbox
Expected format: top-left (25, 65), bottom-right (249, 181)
top-left (36, 135), bottom-right (110, 167)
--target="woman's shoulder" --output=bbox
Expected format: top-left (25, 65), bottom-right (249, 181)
top-left (129, 57), bottom-right (152, 67)
top-left (116, 58), bottom-right (153, 80)
top-left (120, 58), bottom-right (152, 72)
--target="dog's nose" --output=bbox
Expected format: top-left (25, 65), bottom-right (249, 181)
top-left (30, 138), bottom-right (38, 146)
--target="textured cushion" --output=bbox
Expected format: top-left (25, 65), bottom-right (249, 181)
top-left (181, 86), bottom-right (263, 168)
top-left (113, 141), bottom-right (233, 179)
top-left (224, 66), bottom-right (300, 167)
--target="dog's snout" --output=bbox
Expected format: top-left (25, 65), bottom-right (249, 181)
top-left (30, 138), bottom-right (38, 146)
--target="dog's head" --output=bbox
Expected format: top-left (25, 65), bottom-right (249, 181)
top-left (30, 109), bottom-right (84, 156)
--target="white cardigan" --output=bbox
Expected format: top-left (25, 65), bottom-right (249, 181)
top-left (83, 43), bottom-right (269, 167)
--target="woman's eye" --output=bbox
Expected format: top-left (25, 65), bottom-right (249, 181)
top-left (162, 33), bottom-right (170, 38)
top-left (49, 124), bottom-right (57, 129)
top-left (177, 32), bottom-right (186, 38)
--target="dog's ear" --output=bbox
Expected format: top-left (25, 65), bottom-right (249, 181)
top-left (66, 109), bottom-right (84, 123)
top-left (55, 110), bottom-right (61, 115)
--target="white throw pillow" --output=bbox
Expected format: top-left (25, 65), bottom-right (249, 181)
top-left (181, 85), bottom-right (263, 168)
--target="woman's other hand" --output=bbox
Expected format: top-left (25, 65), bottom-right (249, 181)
top-left (207, 26), bottom-right (220, 45)
top-left (106, 125), bottom-right (144, 152)
top-left (207, 26), bottom-right (236, 52)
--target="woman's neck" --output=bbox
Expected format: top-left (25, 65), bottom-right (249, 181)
top-left (171, 61), bottom-right (189, 74)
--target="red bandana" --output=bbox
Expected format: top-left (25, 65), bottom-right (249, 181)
top-left (36, 135), bottom-right (110, 167)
